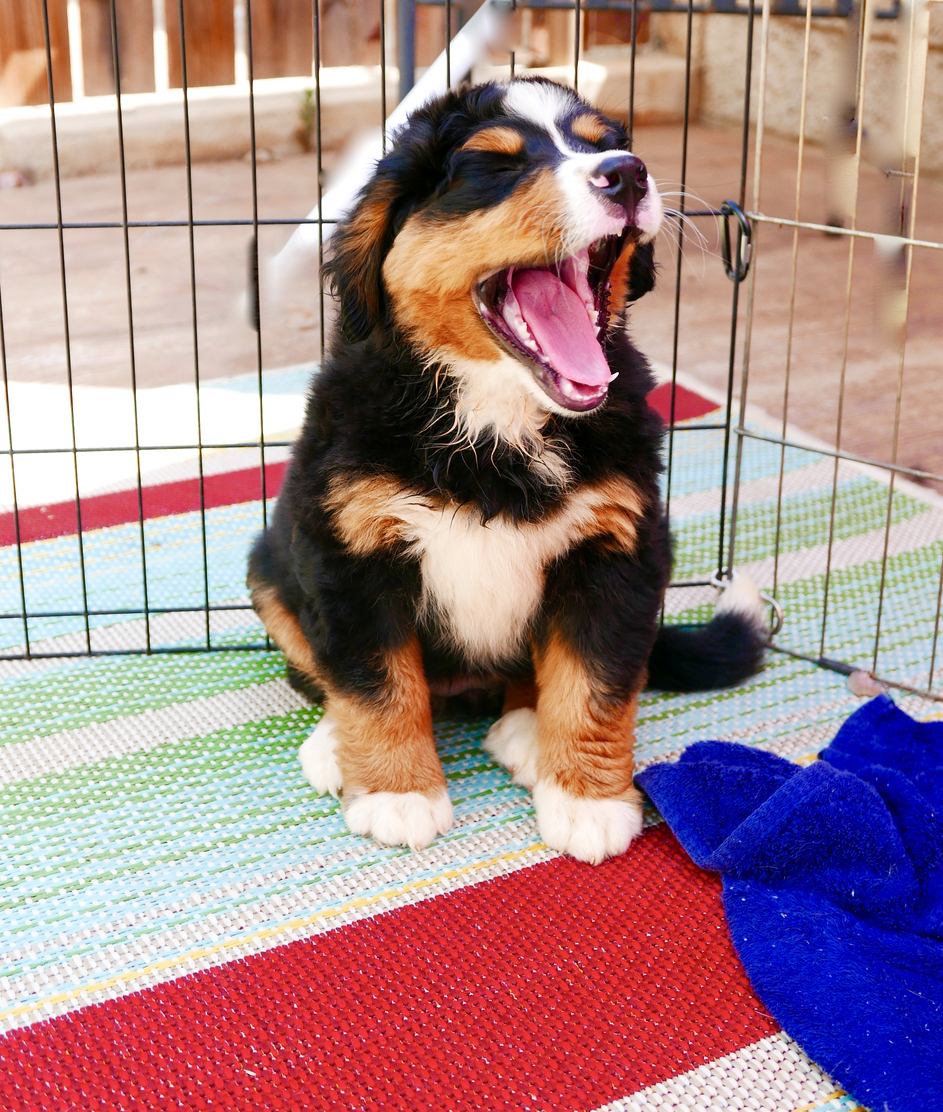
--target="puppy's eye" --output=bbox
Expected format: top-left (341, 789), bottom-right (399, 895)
top-left (589, 131), bottom-right (623, 153)
top-left (457, 151), bottom-right (525, 176)
top-left (490, 157), bottom-right (525, 172)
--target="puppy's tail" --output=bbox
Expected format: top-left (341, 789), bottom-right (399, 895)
top-left (647, 574), bottom-right (768, 692)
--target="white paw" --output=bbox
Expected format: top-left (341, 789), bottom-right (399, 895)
top-left (533, 781), bottom-right (643, 865)
top-left (344, 788), bottom-right (453, 851)
top-left (715, 572), bottom-right (764, 626)
top-left (483, 708), bottom-right (539, 789)
top-left (298, 714), bottom-right (342, 797)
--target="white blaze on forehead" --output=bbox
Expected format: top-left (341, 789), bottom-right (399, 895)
top-left (502, 80), bottom-right (578, 150)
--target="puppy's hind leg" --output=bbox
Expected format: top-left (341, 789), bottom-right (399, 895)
top-left (485, 684), bottom-right (539, 790)
top-left (250, 547), bottom-right (449, 850)
top-left (247, 570), bottom-right (325, 697)
top-left (246, 572), bottom-right (341, 795)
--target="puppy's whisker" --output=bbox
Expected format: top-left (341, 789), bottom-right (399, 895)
top-left (662, 213), bottom-right (712, 256)
top-left (656, 220), bottom-right (720, 279)
top-left (662, 207), bottom-right (713, 248)
top-left (655, 187), bottom-right (717, 216)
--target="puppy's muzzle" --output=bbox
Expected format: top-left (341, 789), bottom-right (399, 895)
top-left (589, 154), bottom-right (648, 218)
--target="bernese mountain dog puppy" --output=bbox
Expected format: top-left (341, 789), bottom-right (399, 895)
top-left (248, 77), bottom-right (765, 864)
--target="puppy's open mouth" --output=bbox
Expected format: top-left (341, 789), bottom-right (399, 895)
top-left (473, 235), bottom-right (624, 413)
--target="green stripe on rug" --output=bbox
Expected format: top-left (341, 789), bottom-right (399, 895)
top-left (672, 476), bottom-right (925, 580)
top-left (0, 651), bottom-right (288, 746)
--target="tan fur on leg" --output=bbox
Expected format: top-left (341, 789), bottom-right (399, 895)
top-left (330, 637), bottom-right (444, 799)
top-left (531, 632), bottom-right (643, 863)
top-left (332, 638), bottom-right (452, 851)
top-left (502, 680), bottom-right (537, 714)
top-left (534, 632), bottom-right (638, 798)
top-left (251, 578), bottom-right (450, 847)
top-left (250, 577), bottom-right (442, 800)
top-left (249, 580), bottom-right (323, 689)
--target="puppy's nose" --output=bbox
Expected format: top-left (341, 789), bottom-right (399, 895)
top-left (589, 153), bottom-right (648, 214)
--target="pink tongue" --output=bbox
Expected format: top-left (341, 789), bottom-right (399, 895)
top-left (510, 269), bottom-right (610, 386)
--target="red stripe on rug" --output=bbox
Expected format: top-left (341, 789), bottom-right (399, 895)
top-left (648, 380), bottom-right (720, 423)
top-left (0, 461), bottom-right (287, 547)
top-left (0, 827), bottom-right (776, 1112)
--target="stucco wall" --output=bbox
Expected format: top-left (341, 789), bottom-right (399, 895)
top-left (651, 9), bottom-right (943, 176)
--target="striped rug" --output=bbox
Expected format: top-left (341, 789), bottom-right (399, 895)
top-left (2, 370), bottom-right (939, 1110)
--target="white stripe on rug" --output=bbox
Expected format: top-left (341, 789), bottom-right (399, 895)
top-left (0, 605), bottom-right (259, 674)
top-left (0, 678), bottom-right (311, 784)
top-left (597, 1032), bottom-right (849, 1112)
top-left (739, 508), bottom-right (943, 591)
top-left (666, 457), bottom-right (853, 523)
top-left (665, 506), bottom-right (943, 617)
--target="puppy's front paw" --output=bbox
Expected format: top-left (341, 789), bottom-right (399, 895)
top-left (298, 714), bottom-right (342, 797)
top-left (483, 707), bottom-right (539, 789)
top-left (344, 788), bottom-right (453, 851)
top-left (533, 781), bottom-right (643, 864)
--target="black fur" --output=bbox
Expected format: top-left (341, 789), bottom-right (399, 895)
top-left (647, 614), bottom-right (767, 693)
top-left (250, 326), bottom-right (672, 702)
top-left (626, 240), bottom-right (657, 303)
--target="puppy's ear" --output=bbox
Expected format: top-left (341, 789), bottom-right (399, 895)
top-left (323, 175), bottom-right (400, 342)
top-left (324, 103), bottom-right (456, 341)
top-left (626, 239), bottom-right (656, 303)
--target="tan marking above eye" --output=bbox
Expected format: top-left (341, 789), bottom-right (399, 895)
top-left (570, 114), bottom-right (610, 145)
top-left (460, 126), bottom-right (526, 156)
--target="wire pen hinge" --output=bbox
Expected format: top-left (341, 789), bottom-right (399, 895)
top-left (719, 201), bottom-right (752, 282)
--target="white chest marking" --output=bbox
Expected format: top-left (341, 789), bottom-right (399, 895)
top-left (411, 504), bottom-right (554, 663)
top-left (387, 488), bottom-right (637, 665)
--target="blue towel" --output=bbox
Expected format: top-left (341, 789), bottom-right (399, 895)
top-left (636, 695), bottom-right (943, 1112)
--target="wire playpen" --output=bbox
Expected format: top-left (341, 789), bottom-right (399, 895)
top-left (0, 0), bottom-right (941, 706)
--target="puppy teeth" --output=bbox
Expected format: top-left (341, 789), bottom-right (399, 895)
top-left (502, 284), bottom-right (539, 352)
